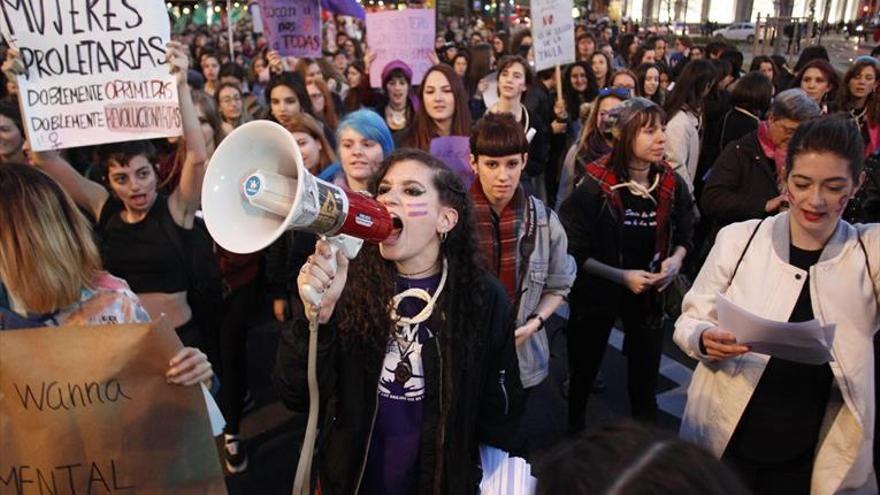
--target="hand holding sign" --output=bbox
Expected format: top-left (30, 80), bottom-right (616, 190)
top-left (2, 47), bottom-right (24, 80)
top-left (267, 49), bottom-right (290, 75)
top-left (166, 41), bottom-right (191, 87)
top-left (166, 347), bottom-right (213, 386)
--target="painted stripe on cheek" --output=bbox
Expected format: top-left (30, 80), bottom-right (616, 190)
top-left (407, 210), bottom-right (429, 217)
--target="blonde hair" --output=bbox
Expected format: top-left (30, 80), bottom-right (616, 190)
top-left (286, 113), bottom-right (337, 173)
top-left (0, 164), bottom-right (103, 313)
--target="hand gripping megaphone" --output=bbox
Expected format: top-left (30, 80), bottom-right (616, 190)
top-left (201, 119), bottom-right (394, 256)
top-left (201, 120), bottom-right (394, 495)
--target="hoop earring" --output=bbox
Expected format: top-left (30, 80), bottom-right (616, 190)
top-left (440, 231), bottom-right (448, 243)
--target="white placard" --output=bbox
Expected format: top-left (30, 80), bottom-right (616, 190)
top-left (531, 0), bottom-right (576, 72)
top-left (0, 0), bottom-right (181, 151)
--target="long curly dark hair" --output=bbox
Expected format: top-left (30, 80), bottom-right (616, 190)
top-left (334, 148), bottom-right (486, 492)
top-left (334, 148), bottom-right (486, 354)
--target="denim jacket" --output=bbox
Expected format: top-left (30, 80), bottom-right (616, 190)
top-left (515, 196), bottom-right (577, 388)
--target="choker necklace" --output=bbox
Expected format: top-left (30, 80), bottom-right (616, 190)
top-left (386, 105), bottom-right (407, 128)
top-left (399, 261), bottom-right (440, 279)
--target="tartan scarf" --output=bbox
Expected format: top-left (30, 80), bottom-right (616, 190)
top-left (585, 155), bottom-right (677, 260)
top-left (469, 178), bottom-right (526, 302)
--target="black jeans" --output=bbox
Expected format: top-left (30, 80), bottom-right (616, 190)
top-left (219, 280), bottom-right (258, 435)
top-left (567, 291), bottom-right (662, 432)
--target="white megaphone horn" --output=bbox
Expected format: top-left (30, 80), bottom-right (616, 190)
top-left (202, 120), bottom-right (398, 495)
top-left (201, 120), bottom-right (396, 255)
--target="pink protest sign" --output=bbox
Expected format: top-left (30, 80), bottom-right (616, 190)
top-left (366, 9), bottom-right (436, 88)
top-left (259, 0), bottom-right (321, 57)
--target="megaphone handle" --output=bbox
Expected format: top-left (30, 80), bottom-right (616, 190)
top-left (293, 235), bottom-right (362, 495)
top-left (300, 240), bottom-right (340, 309)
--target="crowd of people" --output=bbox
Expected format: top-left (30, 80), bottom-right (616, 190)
top-left (1, 6), bottom-right (880, 495)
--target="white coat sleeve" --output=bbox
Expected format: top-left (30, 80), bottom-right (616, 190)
top-left (664, 112), bottom-right (695, 193)
top-left (673, 220), bottom-right (759, 361)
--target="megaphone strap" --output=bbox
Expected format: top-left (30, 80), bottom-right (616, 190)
top-left (390, 259), bottom-right (449, 326)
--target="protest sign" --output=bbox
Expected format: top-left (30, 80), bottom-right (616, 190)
top-left (0, 0), bottom-right (182, 151)
top-left (531, 0), bottom-right (576, 71)
top-left (430, 136), bottom-right (474, 188)
top-left (258, 0), bottom-right (321, 57)
top-left (0, 321), bottom-right (226, 495)
top-left (366, 9), bottom-right (436, 88)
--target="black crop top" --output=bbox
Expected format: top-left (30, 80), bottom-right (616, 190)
top-left (98, 194), bottom-right (189, 294)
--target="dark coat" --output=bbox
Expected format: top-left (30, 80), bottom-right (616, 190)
top-left (719, 108), bottom-right (760, 151)
top-left (273, 273), bottom-right (524, 495)
top-left (558, 165), bottom-right (694, 314)
top-left (701, 130), bottom-right (778, 228)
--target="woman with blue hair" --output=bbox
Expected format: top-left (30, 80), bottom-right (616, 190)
top-left (319, 109), bottom-right (395, 191)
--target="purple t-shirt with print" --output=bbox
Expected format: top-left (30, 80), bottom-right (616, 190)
top-left (360, 273), bottom-right (440, 495)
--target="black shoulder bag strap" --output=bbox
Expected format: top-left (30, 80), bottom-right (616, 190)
top-left (725, 218), bottom-right (766, 290)
top-left (513, 197), bottom-right (539, 317)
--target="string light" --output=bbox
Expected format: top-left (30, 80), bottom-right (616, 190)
top-left (182, 6), bottom-right (191, 14)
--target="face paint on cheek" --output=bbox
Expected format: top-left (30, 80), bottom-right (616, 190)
top-left (405, 202), bottom-right (429, 217)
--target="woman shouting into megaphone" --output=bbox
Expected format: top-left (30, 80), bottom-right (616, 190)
top-left (274, 148), bottom-right (524, 495)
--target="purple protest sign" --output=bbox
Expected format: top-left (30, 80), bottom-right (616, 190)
top-left (258, 0), bottom-right (321, 57)
top-left (430, 136), bottom-right (474, 188)
top-left (366, 9), bottom-right (436, 88)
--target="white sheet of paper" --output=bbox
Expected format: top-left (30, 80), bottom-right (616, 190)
top-left (716, 292), bottom-right (836, 365)
top-left (479, 444), bottom-right (537, 494)
top-left (201, 382), bottom-right (226, 436)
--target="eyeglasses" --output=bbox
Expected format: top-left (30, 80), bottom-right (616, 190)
top-left (598, 87), bottom-right (632, 99)
top-left (220, 95), bottom-right (242, 104)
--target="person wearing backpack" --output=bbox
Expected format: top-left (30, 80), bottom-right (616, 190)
top-left (468, 112), bottom-right (577, 450)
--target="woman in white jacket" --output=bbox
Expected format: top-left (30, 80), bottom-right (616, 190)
top-left (674, 116), bottom-right (880, 495)
top-left (664, 59), bottom-right (716, 194)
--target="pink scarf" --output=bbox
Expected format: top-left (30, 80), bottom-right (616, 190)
top-left (757, 121), bottom-right (787, 192)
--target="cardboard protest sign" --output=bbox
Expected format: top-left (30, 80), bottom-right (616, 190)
top-left (366, 9), bottom-right (436, 88)
top-left (0, 321), bottom-right (226, 495)
top-left (430, 136), bottom-right (474, 188)
top-left (530, 0), bottom-right (576, 71)
top-left (258, 0), bottom-right (321, 57)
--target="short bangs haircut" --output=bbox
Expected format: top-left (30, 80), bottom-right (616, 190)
top-left (470, 112), bottom-right (529, 159)
top-left (96, 139), bottom-right (158, 181)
